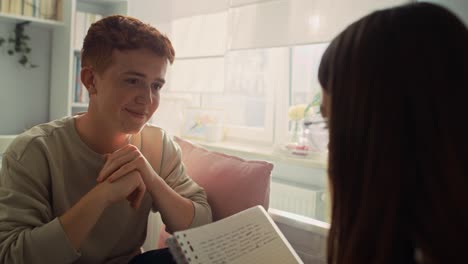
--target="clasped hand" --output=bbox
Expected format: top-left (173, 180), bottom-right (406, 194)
top-left (96, 144), bottom-right (157, 209)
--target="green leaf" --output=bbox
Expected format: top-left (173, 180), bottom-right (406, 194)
top-left (19, 55), bottom-right (28, 65)
top-left (7, 50), bottom-right (14, 55)
top-left (311, 92), bottom-right (322, 106)
top-left (30, 64), bottom-right (38, 68)
top-left (25, 48), bottom-right (31, 53)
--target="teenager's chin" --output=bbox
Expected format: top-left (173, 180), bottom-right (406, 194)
top-left (120, 122), bottom-right (146, 134)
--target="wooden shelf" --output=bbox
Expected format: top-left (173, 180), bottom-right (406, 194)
top-left (0, 12), bottom-right (64, 28)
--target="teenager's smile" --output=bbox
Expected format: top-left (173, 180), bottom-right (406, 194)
top-left (124, 108), bottom-right (147, 120)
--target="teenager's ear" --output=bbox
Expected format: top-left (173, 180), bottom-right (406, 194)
top-left (81, 67), bottom-right (97, 94)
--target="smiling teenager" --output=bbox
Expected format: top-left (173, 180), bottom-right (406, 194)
top-left (0, 15), bottom-right (212, 264)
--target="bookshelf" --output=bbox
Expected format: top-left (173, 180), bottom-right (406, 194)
top-left (53, 0), bottom-right (128, 118)
top-left (0, 12), bottom-right (64, 27)
top-left (0, 0), bottom-right (128, 137)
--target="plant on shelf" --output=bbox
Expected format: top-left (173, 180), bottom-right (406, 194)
top-left (0, 21), bottom-right (37, 68)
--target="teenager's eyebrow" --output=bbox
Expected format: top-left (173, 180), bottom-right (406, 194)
top-left (123, 71), bottom-right (146, 77)
top-left (122, 71), bottom-right (166, 84)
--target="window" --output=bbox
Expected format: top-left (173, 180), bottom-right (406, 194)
top-left (152, 42), bottom-right (330, 222)
top-left (156, 42), bottom-right (329, 147)
top-left (149, 1), bottom-right (331, 223)
top-left (139, 0), bottom-right (415, 225)
top-left (290, 43), bottom-right (329, 153)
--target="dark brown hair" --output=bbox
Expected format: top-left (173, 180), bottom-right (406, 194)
top-left (81, 15), bottom-right (175, 74)
top-left (319, 3), bottom-right (468, 264)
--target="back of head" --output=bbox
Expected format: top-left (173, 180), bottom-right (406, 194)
top-left (81, 15), bottom-right (175, 74)
top-left (319, 3), bottom-right (468, 264)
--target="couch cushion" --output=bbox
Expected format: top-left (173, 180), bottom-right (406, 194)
top-left (157, 136), bottom-right (273, 248)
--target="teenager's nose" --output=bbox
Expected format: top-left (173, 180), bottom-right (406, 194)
top-left (136, 87), bottom-right (153, 105)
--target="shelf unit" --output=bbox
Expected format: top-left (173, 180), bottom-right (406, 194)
top-left (51, 0), bottom-right (128, 118)
top-left (0, 5), bottom-right (62, 135)
top-left (0, 0), bottom-right (127, 137)
top-left (0, 12), bottom-right (64, 27)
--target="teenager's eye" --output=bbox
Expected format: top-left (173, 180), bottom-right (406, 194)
top-left (151, 82), bottom-right (163, 91)
top-left (125, 78), bottom-right (139, 85)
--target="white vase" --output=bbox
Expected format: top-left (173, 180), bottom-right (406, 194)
top-left (289, 119), bottom-right (303, 144)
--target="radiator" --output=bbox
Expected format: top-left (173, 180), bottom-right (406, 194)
top-left (269, 181), bottom-right (328, 222)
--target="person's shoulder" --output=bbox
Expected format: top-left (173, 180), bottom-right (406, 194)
top-left (5, 117), bottom-right (72, 160)
top-left (143, 123), bottom-right (164, 132)
top-left (141, 124), bottom-right (180, 152)
top-left (142, 123), bottom-right (168, 140)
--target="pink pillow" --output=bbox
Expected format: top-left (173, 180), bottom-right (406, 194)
top-left (157, 136), bottom-right (273, 248)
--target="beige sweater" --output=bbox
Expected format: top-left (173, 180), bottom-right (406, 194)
top-left (0, 116), bottom-right (212, 264)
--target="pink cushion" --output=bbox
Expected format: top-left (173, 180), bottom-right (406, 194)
top-left (157, 136), bottom-right (273, 248)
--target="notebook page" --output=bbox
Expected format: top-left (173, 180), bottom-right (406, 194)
top-left (174, 206), bottom-right (303, 264)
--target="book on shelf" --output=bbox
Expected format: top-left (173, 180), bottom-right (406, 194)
top-left (9, 0), bottom-right (22, 15)
top-left (72, 53), bottom-right (89, 104)
top-left (0, 0), bottom-right (61, 21)
top-left (0, 0), bottom-right (9, 14)
top-left (39, 0), bottom-right (57, 20)
top-left (74, 11), bottom-right (102, 50)
top-left (23, 0), bottom-right (34, 17)
top-left (166, 205), bottom-right (304, 264)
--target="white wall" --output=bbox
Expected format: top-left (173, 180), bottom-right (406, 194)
top-left (0, 23), bottom-right (51, 134)
top-left (129, 0), bottom-right (228, 24)
top-left (420, 0), bottom-right (468, 25)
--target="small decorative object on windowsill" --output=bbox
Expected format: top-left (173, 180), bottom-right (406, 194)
top-left (287, 104), bottom-right (307, 144)
top-left (280, 92), bottom-right (326, 158)
top-left (182, 108), bottom-right (225, 142)
top-left (284, 103), bottom-right (311, 157)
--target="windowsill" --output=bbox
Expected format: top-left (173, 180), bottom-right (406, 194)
top-left (269, 208), bottom-right (329, 235)
top-left (184, 137), bottom-right (328, 169)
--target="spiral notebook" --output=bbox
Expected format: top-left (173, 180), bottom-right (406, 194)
top-left (166, 205), bottom-right (303, 264)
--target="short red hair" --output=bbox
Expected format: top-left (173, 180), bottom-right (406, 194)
top-left (81, 15), bottom-right (175, 74)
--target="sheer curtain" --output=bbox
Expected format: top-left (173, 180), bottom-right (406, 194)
top-left (130, 0), bottom-right (410, 144)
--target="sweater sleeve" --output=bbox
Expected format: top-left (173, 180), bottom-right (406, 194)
top-left (159, 132), bottom-right (213, 228)
top-left (0, 143), bottom-right (80, 264)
